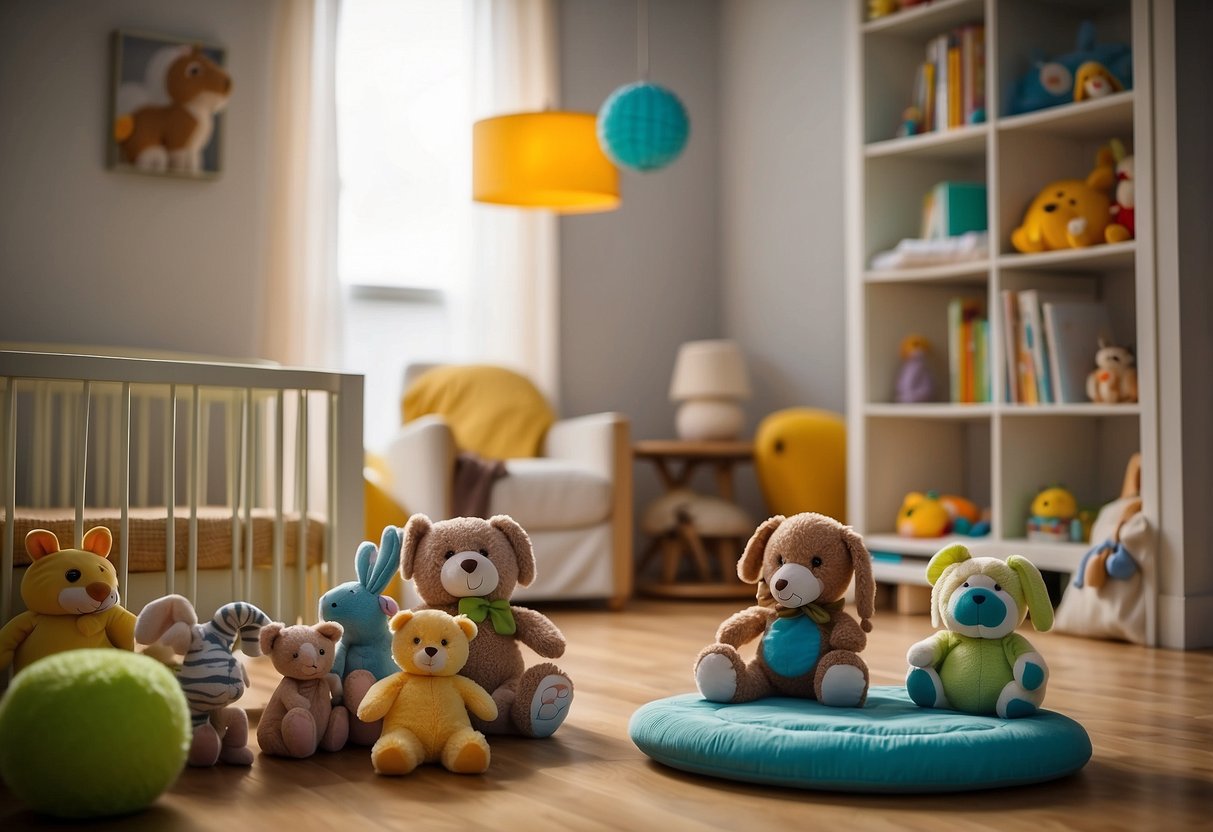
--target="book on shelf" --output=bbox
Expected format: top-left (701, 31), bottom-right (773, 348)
top-left (1001, 290), bottom-right (1020, 403)
top-left (1043, 301), bottom-right (1114, 404)
top-left (905, 24), bottom-right (984, 137)
top-left (948, 297), bottom-right (988, 404)
top-left (1015, 288), bottom-right (1100, 404)
top-left (921, 182), bottom-right (987, 239)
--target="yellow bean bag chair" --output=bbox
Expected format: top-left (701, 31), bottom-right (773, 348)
top-left (754, 409), bottom-right (846, 523)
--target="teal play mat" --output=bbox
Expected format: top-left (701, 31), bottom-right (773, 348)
top-left (629, 686), bottom-right (1091, 792)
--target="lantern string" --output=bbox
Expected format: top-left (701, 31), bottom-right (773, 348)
top-left (638, 0), bottom-right (649, 80)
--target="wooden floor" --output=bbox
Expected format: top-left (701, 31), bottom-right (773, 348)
top-left (3, 599), bottom-right (1213, 830)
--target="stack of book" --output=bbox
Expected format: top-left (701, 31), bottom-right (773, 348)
top-left (911, 24), bottom-right (985, 133)
top-left (1001, 290), bottom-right (1114, 404)
top-left (947, 297), bottom-right (990, 403)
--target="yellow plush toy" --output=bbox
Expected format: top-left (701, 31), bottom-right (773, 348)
top-left (0, 527), bottom-right (135, 674)
top-left (1011, 150), bottom-right (1116, 252)
top-left (357, 609), bottom-right (498, 775)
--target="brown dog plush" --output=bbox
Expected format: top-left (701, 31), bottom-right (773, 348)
top-left (694, 513), bottom-right (876, 707)
top-left (401, 514), bottom-right (573, 738)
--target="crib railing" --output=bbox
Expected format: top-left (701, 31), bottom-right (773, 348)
top-left (0, 350), bottom-right (364, 624)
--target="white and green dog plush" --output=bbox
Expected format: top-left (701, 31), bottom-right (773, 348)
top-left (906, 544), bottom-right (1054, 718)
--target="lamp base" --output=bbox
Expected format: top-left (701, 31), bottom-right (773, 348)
top-left (676, 400), bottom-right (744, 441)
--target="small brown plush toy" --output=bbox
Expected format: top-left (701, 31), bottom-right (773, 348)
top-left (401, 514), bottom-right (572, 738)
top-left (694, 512), bottom-right (876, 707)
top-left (257, 621), bottom-right (350, 757)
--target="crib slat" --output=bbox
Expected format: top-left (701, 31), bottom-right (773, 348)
top-left (75, 381), bottom-right (92, 546)
top-left (58, 387), bottom-right (71, 507)
top-left (96, 389), bottom-right (108, 507)
top-left (2, 379), bottom-right (16, 624)
top-left (33, 383), bottom-right (47, 507)
top-left (228, 391), bottom-right (241, 602)
top-left (119, 383), bottom-right (131, 599)
top-left (137, 394), bottom-right (151, 507)
top-left (243, 389), bottom-right (254, 603)
top-left (165, 386), bottom-right (176, 595)
top-left (110, 391), bottom-right (121, 510)
top-left (327, 391), bottom-right (338, 592)
top-left (296, 390), bottom-right (309, 623)
top-left (273, 389), bottom-right (285, 620)
top-left (188, 385), bottom-right (200, 604)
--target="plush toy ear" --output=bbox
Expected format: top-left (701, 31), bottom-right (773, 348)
top-left (454, 614), bottom-right (478, 642)
top-left (1086, 163), bottom-right (1115, 191)
top-left (379, 595), bottom-right (400, 616)
top-left (314, 620), bottom-right (344, 643)
top-left (926, 543), bottom-right (971, 586)
top-left (388, 610), bottom-right (414, 633)
top-left (738, 516), bottom-right (784, 584)
top-left (1007, 555), bottom-right (1054, 632)
top-left (400, 514), bottom-right (432, 580)
top-left (490, 515), bottom-right (535, 588)
top-left (81, 526), bottom-right (113, 558)
top-left (354, 540), bottom-right (376, 587)
top-left (367, 525), bottom-right (402, 593)
top-left (842, 525), bottom-right (876, 633)
top-left (134, 593), bottom-right (198, 654)
top-left (25, 529), bottom-right (60, 560)
top-left (259, 622), bottom-right (285, 654)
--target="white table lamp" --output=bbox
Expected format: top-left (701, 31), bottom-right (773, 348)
top-left (669, 340), bottom-right (751, 441)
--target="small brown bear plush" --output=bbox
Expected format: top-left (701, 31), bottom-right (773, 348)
top-left (257, 621), bottom-right (350, 757)
top-left (694, 512), bottom-right (876, 707)
top-left (402, 514), bottom-right (572, 738)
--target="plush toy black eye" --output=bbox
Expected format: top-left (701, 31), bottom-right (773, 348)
top-left (774, 439), bottom-right (785, 454)
top-left (479, 548), bottom-right (488, 557)
top-left (811, 557), bottom-right (823, 568)
top-left (186, 62), bottom-right (202, 77)
top-left (293, 653), bottom-right (299, 659)
top-left (441, 639), bottom-right (448, 646)
top-left (776, 554), bottom-right (784, 565)
top-left (445, 550), bottom-right (455, 559)
top-left (994, 584), bottom-right (1001, 592)
top-left (65, 569), bottom-right (81, 583)
top-left (319, 648), bottom-right (325, 655)
top-left (331, 601), bottom-right (338, 608)
top-left (962, 582), bottom-right (970, 588)
top-left (413, 637), bottom-right (421, 644)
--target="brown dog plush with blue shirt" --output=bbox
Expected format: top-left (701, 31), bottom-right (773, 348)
top-left (694, 513), bottom-right (876, 707)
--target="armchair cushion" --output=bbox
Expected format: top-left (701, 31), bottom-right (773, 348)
top-left (492, 458), bottom-right (613, 531)
top-left (402, 365), bottom-right (555, 460)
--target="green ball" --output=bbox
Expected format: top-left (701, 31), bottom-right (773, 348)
top-left (0, 649), bottom-right (191, 819)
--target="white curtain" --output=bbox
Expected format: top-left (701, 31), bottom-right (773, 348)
top-left (262, 0), bottom-right (342, 368)
top-left (456, 0), bottom-right (561, 405)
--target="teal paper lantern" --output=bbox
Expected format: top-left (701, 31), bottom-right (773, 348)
top-left (597, 82), bottom-right (690, 172)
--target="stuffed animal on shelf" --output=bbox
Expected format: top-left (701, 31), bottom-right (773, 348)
top-left (357, 609), bottom-right (497, 775)
top-left (694, 513), bottom-right (875, 707)
top-left (867, 0), bottom-right (899, 21)
top-left (0, 527), bottom-right (135, 674)
top-left (894, 334), bottom-right (935, 403)
top-left (319, 525), bottom-right (401, 745)
top-left (906, 543), bottom-right (1054, 718)
top-left (257, 621), bottom-right (349, 758)
top-left (1027, 485), bottom-right (1080, 542)
top-left (1106, 151), bottom-right (1136, 242)
top-left (1006, 21), bottom-right (1132, 116)
top-left (1086, 339), bottom-right (1138, 403)
top-left (896, 492), bottom-right (988, 538)
top-left (401, 514), bottom-right (572, 738)
top-left (114, 45), bottom-right (232, 174)
top-left (1011, 149), bottom-right (1116, 252)
top-left (1073, 60), bottom-right (1124, 101)
top-left (135, 596), bottom-right (271, 766)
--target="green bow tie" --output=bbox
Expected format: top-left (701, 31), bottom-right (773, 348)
top-left (458, 597), bottom-right (516, 636)
top-left (775, 597), bottom-right (845, 626)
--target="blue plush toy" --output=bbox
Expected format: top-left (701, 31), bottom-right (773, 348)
top-left (319, 525), bottom-right (401, 745)
top-left (1006, 21), bottom-right (1132, 116)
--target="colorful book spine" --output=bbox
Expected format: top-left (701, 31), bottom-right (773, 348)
top-left (948, 41), bottom-right (962, 128)
top-left (1001, 290), bottom-right (1020, 404)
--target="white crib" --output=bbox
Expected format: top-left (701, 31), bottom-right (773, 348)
top-left (0, 349), bottom-right (364, 626)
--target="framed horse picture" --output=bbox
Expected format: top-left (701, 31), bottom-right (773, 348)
top-left (107, 30), bottom-right (231, 179)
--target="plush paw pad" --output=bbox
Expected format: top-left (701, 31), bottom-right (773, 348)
top-left (695, 652), bottom-right (737, 703)
top-left (819, 664), bottom-right (866, 708)
top-left (1004, 698), bottom-right (1039, 719)
top-left (1021, 662), bottom-right (1045, 691)
top-left (906, 668), bottom-right (939, 708)
top-left (529, 674), bottom-right (573, 738)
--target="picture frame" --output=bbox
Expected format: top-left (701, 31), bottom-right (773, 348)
top-left (107, 30), bottom-right (230, 180)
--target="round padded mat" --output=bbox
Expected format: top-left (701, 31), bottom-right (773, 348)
top-left (629, 686), bottom-right (1091, 793)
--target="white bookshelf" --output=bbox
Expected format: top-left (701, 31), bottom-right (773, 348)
top-left (844, 0), bottom-right (1158, 634)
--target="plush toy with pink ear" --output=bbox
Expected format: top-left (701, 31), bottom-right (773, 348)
top-left (257, 620), bottom-right (349, 758)
top-left (0, 527), bottom-right (135, 674)
top-left (694, 513), bottom-right (876, 708)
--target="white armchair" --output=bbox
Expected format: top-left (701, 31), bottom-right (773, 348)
top-left (376, 365), bottom-right (633, 609)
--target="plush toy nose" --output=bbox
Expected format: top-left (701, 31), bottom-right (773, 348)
top-left (774, 579), bottom-right (788, 591)
top-left (424, 646), bottom-right (438, 657)
top-left (973, 594), bottom-right (985, 604)
top-left (460, 559), bottom-right (477, 574)
top-left (86, 582), bottom-right (111, 602)
top-left (1043, 203), bottom-right (1058, 213)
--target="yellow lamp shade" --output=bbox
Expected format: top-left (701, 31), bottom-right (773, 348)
top-left (473, 112), bottom-right (620, 213)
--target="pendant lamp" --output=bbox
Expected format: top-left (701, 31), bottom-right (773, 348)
top-left (473, 111), bottom-right (620, 213)
top-left (597, 0), bottom-right (690, 172)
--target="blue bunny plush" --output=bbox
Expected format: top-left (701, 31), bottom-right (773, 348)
top-left (1006, 21), bottom-right (1132, 116)
top-left (319, 525), bottom-right (401, 744)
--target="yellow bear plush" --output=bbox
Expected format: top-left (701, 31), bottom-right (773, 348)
top-left (0, 527), bottom-right (135, 673)
top-left (357, 609), bottom-right (498, 775)
top-left (1011, 151), bottom-right (1116, 252)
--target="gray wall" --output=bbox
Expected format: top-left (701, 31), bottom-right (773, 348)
top-left (0, 0), bottom-right (278, 359)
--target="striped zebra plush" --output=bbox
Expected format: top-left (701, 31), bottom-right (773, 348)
top-left (135, 595), bottom-right (271, 767)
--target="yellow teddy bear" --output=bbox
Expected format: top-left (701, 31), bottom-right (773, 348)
top-left (357, 609), bottom-right (498, 775)
top-left (1011, 150), bottom-right (1116, 252)
top-left (0, 527), bottom-right (135, 674)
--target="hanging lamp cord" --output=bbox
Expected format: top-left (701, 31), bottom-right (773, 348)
top-left (637, 0), bottom-right (649, 80)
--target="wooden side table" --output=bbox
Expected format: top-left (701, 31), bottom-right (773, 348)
top-left (633, 439), bottom-right (757, 598)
